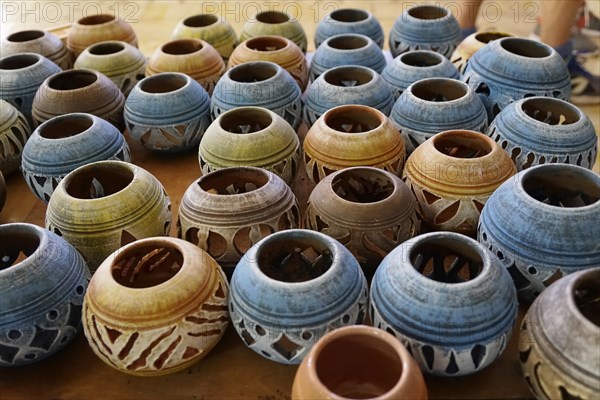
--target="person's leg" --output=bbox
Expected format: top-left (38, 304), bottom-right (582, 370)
top-left (457, 1), bottom-right (483, 39)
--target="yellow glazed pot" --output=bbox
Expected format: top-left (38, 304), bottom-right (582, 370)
top-left (67, 14), bottom-right (137, 57)
top-left (171, 14), bottom-right (238, 61)
top-left (239, 11), bottom-right (307, 53)
top-left (450, 31), bottom-right (514, 73)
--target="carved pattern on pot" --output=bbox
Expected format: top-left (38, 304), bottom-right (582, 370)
top-left (0, 100), bottom-right (31, 176)
top-left (67, 14), bottom-right (138, 57)
top-left (450, 31), bottom-right (513, 74)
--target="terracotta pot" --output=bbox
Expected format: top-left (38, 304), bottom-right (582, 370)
top-left (240, 11), bottom-right (307, 53)
top-left (199, 107), bottom-right (300, 185)
top-left (0, 99), bottom-right (31, 176)
top-left (519, 267), bottom-right (600, 399)
top-left (303, 105), bottom-right (405, 184)
top-left (146, 39), bottom-right (225, 95)
top-left (171, 14), bottom-right (238, 61)
top-left (451, 31), bottom-right (514, 73)
top-left (315, 8), bottom-right (384, 48)
top-left (67, 14), bottom-right (137, 57)
top-left (1, 29), bottom-right (72, 69)
top-left (0, 170), bottom-right (5, 212)
top-left (177, 166), bottom-right (300, 276)
top-left (31, 69), bottom-right (125, 131)
top-left (45, 160), bottom-right (172, 272)
top-left (292, 325), bottom-right (428, 400)
top-left (228, 35), bottom-right (308, 92)
top-left (82, 237), bottom-right (229, 376)
top-left (403, 129), bottom-right (516, 236)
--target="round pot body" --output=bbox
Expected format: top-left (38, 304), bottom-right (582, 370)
top-left (0, 223), bottom-right (89, 367)
top-left (171, 14), bottom-right (238, 61)
top-left (199, 107), bottom-right (300, 185)
top-left (32, 69), bottom-right (125, 131)
top-left (304, 105), bottom-right (405, 184)
top-left (74, 40), bottom-right (146, 96)
top-left (177, 167), bottom-right (300, 275)
top-left (389, 5), bottom-right (461, 58)
top-left (519, 268), bottom-right (600, 400)
top-left (450, 31), bottom-right (514, 73)
top-left (21, 113), bottom-right (131, 203)
top-left (0, 99), bottom-right (31, 176)
top-left (46, 160), bottom-right (172, 272)
top-left (315, 8), bottom-right (384, 48)
top-left (292, 325), bottom-right (428, 400)
top-left (478, 164), bottom-right (600, 303)
top-left (1, 29), bottom-right (72, 69)
top-left (227, 35), bottom-right (308, 92)
top-left (0, 171), bottom-right (5, 212)
top-left (371, 232), bottom-right (518, 376)
top-left (403, 129), bottom-right (516, 236)
top-left (212, 61), bottom-right (302, 131)
top-left (125, 73), bottom-right (211, 152)
top-left (229, 229), bottom-right (368, 364)
top-left (240, 11), bottom-right (307, 53)
top-left (462, 37), bottom-right (571, 120)
top-left (146, 39), bottom-right (225, 95)
top-left (390, 78), bottom-right (487, 154)
top-left (304, 65), bottom-right (394, 127)
top-left (67, 14), bottom-right (138, 57)
top-left (487, 97), bottom-right (597, 171)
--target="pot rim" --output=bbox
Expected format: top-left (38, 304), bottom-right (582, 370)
top-left (76, 13), bottom-right (118, 27)
top-left (496, 37), bottom-right (554, 60)
top-left (216, 106), bottom-right (277, 136)
top-left (0, 223), bottom-right (46, 276)
top-left (5, 29), bottom-right (47, 43)
top-left (320, 104), bottom-right (386, 136)
top-left (321, 65), bottom-right (377, 88)
top-left (137, 72), bottom-right (193, 96)
top-left (84, 40), bottom-right (129, 57)
top-left (242, 35), bottom-right (293, 53)
top-left (0, 52), bottom-right (44, 71)
top-left (566, 267), bottom-right (600, 331)
top-left (254, 10), bottom-right (294, 25)
top-left (327, 8), bottom-right (373, 23)
top-left (195, 166), bottom-right (274, 197)
top-left (225, 61), bottom-right (282, 85)
top-left (181, 13), bottom-right (221, 28)
top-left (515, 96), bottom-right (585, 129)
top-left (397, 49), bottom-right (445, 68)
top-left (407, 77), bottom-right (471, 104)
top-left (403, 4), bottom-right (452, 22)
top-left (159, 38), bottom-right (208, 56)
top-left (44, 69), bottom-right (102, 93)
top-left (34, 112), bottom-right (98, 142)
top-left (430, 129), bottom-right (499, 163)
top-left (471, 31), bottom-right (514, 44)
top-left (325, 166), bottom-right (400, 206)
top-left (322, 33), bottom-right (372, 52)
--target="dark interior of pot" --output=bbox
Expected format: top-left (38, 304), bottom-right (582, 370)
top-left (48, 70), bottom-right (98, 90)
top-left (433, 131), bottom-right (492, 159)
top-left (408, 5), bottom-right (448, 19)
top-left (140, 73), bottom-right (187, 93)
top-left (162, 39), bottom-right (203, 55)
top-left (256, 11), bottom-right (290, 24)
top-left (220, 108), bottom-right (272, 134)
top-left (183, 13), bottom-right (218, 27)
top-left (401, 51), bottom-right (443, 67)
top-left (475, 32), bottom-right (512, 44)
top-left (0, 53), bottom-right (40, 70)
top-left (0, 228), bottom-right (40, 271)
top-left (229, 62), bottom-right (278, 83)
top-left (65, 163), bottom-right (134, 200)
top-left (199, 168), bottom-right (268, 195)
top-left (89, 42), bottom-right (125, 55)
top-left (573, 269), bottom-right (600, 328)
top-left (112, 243), bottom-right (184, 289)
top-left (332, 169), bottom-right (394, 203)
top-left (522, 166), bottom-right (600, 207)
top-left (412, 78), bottom-right (467, 102)
top-left (330, 9), bottom-right (369, 22)
top-left (78, 14), bottom-right (115, 25)
top-left (324, 66), bottom-right (374, 88)
top-left (7, 30), bottom-right (44, 42)
top-left (39, 114), bottom-right (94, 139)
top-left (316, 333), bottom-right (402, 399)
top-left (521, 98), bottom-right (580, 125)
top-left (246, 36), bottom-right (287, 51)
top-left (500, 38), bottom-right (551, 58)
top-left (324, 106), bottom-right (382, 133)
top-left (328, 35), bottom-right (368, 50)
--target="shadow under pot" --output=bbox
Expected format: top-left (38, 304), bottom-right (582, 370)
top-left (239, 11), bottom-right (307, 53)
top-left (67, 14), bottom-right (138, 57)
top-left (0, 99), bottom-right (31, 176)
top-left (451, 31), bottom-right (514, 73)
top-left (171, 13), bottom-right (238, 61)
top-left (1, 29), bottom-right (73, 69)
top-left (315, 8), bottom-right (384, 48)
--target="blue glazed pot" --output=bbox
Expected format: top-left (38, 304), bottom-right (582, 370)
top-left (229, 229), bottom-right (368, 364)
top-left (211, 61), bottom-right (302, 131)
top-left (462, 37), bottom-right (571, 121)
top-left (309, 34), bottom-right (386, 81)
top-left (390, 78), bottom-right (487, 154)
top-left (21, 113), bottom-right (131, 203)
top-left (315, 8), bottom-right (384, 48)
top-left (304, 65), bottom-right (394, 127)
top-left (0, 223), bottom-right (89, 367)
top-left (382, 50), bottom-right (460, 100)
top-left (0, 53), bottom-right (61, 125)
top-left (389, 5), bottom-right (461, 58)
top-left (370, 232), bottom-right (518, 376)
top-left (125, 72), bottom-right (211, 152)
top-left (478, 164), bottom-right (600, 304)
top-left (487, 97), bottom-right (597, 171)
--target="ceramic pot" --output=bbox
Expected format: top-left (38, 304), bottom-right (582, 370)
top-left (305, 167), bottom-right (419, 278)
top-left (199, 107), bottom-right (300, 185)
top-left (519, 268), bottom-right (600, 400)
top-left (0, 99), bottom-right (31, 176)
top-left (478, 164), bottom-right (600, 303)
top-left (240, 11), bottom-right (307, 53)
top-left (146, 39), bottom-right (225, 95)
top-left (82, 237), bottom-right (228, 376)
top-left (46, 160), bottom-right (172, 272)
top-left (390, 78), bottom-right (487, 154)
top-left (389, 5), bottom-right (461, 58)
top-left (371, 232), bottom-right (518, 376)
top-left (74, 40), bottom-right (146, 96)
top-left (229, 229), bottom-right (368, 364)
top-left (227, 36), bottom-right (308, 92)
top-left (0, 171), bottom-right (5, 212)
top-left (315, 8), bottom-right (384, 48)
top-left (0, 223), bottom-right (89, 367)
top-left (67, 14), bottom-right (137, 57)
top-left (212, 61), bottom-right (302, 130)
top-left (1, 29), bottom-right (72, 69)
top-left (450, 31), bottom-right (513, 73)
top-left (21, 113), bottom-right (131, 203)
top-left (0, 53), bottom-right (61, 125)
top-left (403, 129), bottom-right (515, 236)
top-left (177, 167), bottom-right (300, 276)
top-left (487, 97), bottom-right (597, 171)
top-left (31, 69), bottom-right (125, 131)
top-left (309, 34), bottom-right (386, 81)
top-left (304, 105), bottom-right (405, 184)
top-left (171, 14), bottom-right (238, 61)
top-left (304, 65), bottom-right (394, 127)
top-left (125, 73), bottom-right (211, 152)
top-left (462, 37), bottom-right (571, 120)
top-left (382, 50), bottom-right (460, 100)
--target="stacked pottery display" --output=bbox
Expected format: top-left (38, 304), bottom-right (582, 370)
top-left (240, 11), bottom-right (307, 53)
top-left (451, 31), bottom-right (513, 73)
top-left (67, 14), bottom-right (138, 57)
top-left (171, 14), bottom-right (238, 61)
top-left (315, 8), bottom-right (384, 48)
top-left (0, 99), bottom-right (31, 176)
top-left (1, 29), bottom-right (72, 69)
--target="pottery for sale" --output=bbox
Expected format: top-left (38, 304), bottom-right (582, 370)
top-left (315, 8), bottom-right (384, 48)
top-left (0, 223), bottom-right (89, 367)
top-left (371, 232), bottom-right (518, 376)
top-left (478, 164), bottom-right (600, 303)
top-left (67, 14), bottom-right (137, 57)
top-left (1, 29), bottom-right (72, 69)
top-left (171, 14), bottom-right (238, 61)
top-left (229, 229), bottom-right (368, 364)
top-left (0, 99), bottom-right (31, 176)
top-left (451, 31), bottom-right (514, 73)
top-left (82, 237), bottom-right (229, 376)
top-left (240, 11), bottom-right (307, 53)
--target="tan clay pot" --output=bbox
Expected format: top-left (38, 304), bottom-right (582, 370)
top-left (171, 14), bottom-right (238, 61)
top-left (1, 29), bottom-right (73, 69)
top-left (67, 14), bottom-right (137, 57)
top-left (239, 11), bottom-right (307, 53)
top-left (450, 31), bottom-right (514, 73)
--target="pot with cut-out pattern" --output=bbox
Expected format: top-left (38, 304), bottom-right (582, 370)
top-left (450, 31), bottom-right (514, 73)
top-left (0, 99), bottom-right (31, 176)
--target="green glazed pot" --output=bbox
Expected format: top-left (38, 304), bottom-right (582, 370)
top-left (172, 14), bottom-right (238, 61)
top-left (0, 99), bottom-right (31, 176)
top-left (240, 11), bottom-right (307, 53)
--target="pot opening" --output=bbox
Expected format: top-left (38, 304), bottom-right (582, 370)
top-left (39, 114), bottom-right (94, 139)
top-left (220, 108), bottom-right (273, 134)
top-left (256, 11), bottom-right (290, 24)
top-left (112, 243), bottom-right (184, 289)
top-left (199, 168), bottom-right (268, 194)
top-left (140, 73), bottom-right (187, 93)
top-left (328, 35), bottom-right (368, 50)
top-left (433, 130), bottom-right (492, 159)
top-left (65, 163), bottom-right (134, 200)
top-left (330, 9), bottom-right (369, 23)
top-left (324, 66), bottom-right (373, 87)
top-left (7, 30), bottom-right (45, 42)
top-left (0, 229), bottom-right (41, 272)
top-left (89, 42), bottom-right (125, 55)
top-left (162, 39), bottom-right (203, 55)
top-left (522, 165), bottom-right (600, 207)
top-left (332, 169), bottom-right (394, 203)
top-left (500, 38), bottom-right (551, 58)
top-left (521, 98), bottom-right (580, 126)
top-left (475, 32), bottom-right (512, 44)
top-left (408, 5), bottom-right (448, 20)
top-left (412, 78), bottom-right (467, 102)
top-left (401, 51), bottom-right (443, 67)
top-left (183, 14), bottom-right (219, 27)
top-left (0, 53), bottom-right (40, 70)
top-left (573, 269), bottom-right (600, 328)
top-left (48, 70), bottom-right (98, 90)
top-left (246, 36), bottom-right (287, 51)
top-left (229, 62), bottom-right (278, 83)
top-left (78, 14), bottom-right (115, 25)
top-left (324, 106), bottom-right (383, 133)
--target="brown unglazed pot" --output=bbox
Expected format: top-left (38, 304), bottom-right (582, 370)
top-left (403, 130), bottom-right (516, 236)
top-left (292, 325), bottom-right (428, 400)
top-left (303, 105), bottom-right (405, 184)
top-left (228, 35), bottom-right (308, 91)
top-left (146, 39), bottom-right (225, 95)
top-left (450, 31), bottom-right (514, 73)
top-left (1, 29), bottom-right (73, 69)
top-left (67, 14), bottom-right (137, 57)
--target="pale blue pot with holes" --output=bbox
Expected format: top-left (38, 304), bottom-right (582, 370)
top-left (315, 8), bottom-right (384, 48)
